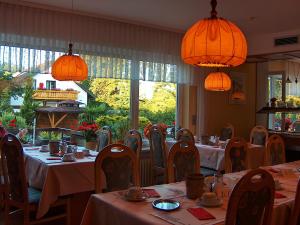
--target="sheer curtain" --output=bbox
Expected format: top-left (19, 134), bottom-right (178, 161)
top-left (0, 2), bottom-right (194, 84)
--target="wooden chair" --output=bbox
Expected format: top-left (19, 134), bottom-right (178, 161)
top-left (0, 134), bottom-right (70, 225)
top-left (225, 137), bottom-right (248, 173)
top-left (124, 129), bottom-right (142, 166)
top-left (264, 134), bottom-right (285, 166)
top-left (149, 124), bottom-right (168, 185)
top-left (96, 126), bottom-right (112, 152)
top-left (225, 169), bottom-right (275, 225)
top-left (289, 178), bottom-right (300, 225)
top-left (250, 125), bottom-right (268, 146)
top-left (220, 123), bottom-right (234, 141)
top-left (175, 128), bottom-right (195, 145)
top-left (167, 141), bottom-right (200, 183)
top-left (95, 143), bottom-right (139, 193)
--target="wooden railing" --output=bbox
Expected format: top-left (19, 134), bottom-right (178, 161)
top-left (33, 90), bottom-right (79, 100)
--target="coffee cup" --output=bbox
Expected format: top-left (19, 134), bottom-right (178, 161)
top-left (40, 145), bottom-right (49, 152)
top-left (186, 173), bottom-right (204, 199)
top-left (62, 153), bottom-right (75, 162)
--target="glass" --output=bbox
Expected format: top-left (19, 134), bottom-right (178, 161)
top-left (212, 174), bottom-right (224, 200)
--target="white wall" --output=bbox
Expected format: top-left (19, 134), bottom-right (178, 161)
top-left (10, 73), bottom-right (88, 107)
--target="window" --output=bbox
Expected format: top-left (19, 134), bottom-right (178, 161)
top-left (46, 80), bottom-right (56, 90)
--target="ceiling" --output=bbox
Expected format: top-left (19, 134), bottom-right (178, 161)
top-left (21, 0), bottom-right (300, 35)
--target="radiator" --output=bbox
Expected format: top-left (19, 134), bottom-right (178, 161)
top-left (140, 158), bottom-right (152, 187)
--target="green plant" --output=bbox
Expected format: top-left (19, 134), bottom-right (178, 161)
top-left (0, 112), bottom-right (26, 129)
top-left (79, 101), bottom-right (111, 124)
top-left (20, 81), bottom-right (40, 127)
top-left (38, 131), bottom-right (61, 141)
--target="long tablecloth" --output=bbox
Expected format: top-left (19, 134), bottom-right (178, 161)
top-left (167, 140), bottom-right (265, 171)
top-left (24, 147), bottom-right (97, 218)
top-left (81, 160), bottom-right (300, 225)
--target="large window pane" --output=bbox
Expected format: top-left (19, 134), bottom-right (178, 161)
top-left (139, 81), bottom-right (176, 138)
top-left (268, 74), bottom-right (282, 130)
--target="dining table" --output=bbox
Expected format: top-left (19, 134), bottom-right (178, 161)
top-left (166, 140), bottom-right (266, 172)
top-left (81, 160), bottom-right (300, 225)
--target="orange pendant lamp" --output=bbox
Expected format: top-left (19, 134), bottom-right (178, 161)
top-left (204, 71), bottom-right (231, 91)
top-left (52, 43), bottom-right (88, 81)
top-left (181, 0), bottom-right (247, 67)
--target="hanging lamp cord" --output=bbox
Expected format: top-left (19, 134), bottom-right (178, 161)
top-left (211, 0), bottom-right (218, 18)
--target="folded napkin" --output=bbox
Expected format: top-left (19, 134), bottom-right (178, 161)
top-left (142, 189), bottom-right (160, 198)
top-left (269, 168), bottom-right (280, 173)
top-left (187, 208), bottom-right (216, 220)
top-left (275, 192), bottom-right (286, 199)
top-left (46, 157), bottom-right (61, 160)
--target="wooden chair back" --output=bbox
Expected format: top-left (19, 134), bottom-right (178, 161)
top-left (289, 178), bottom-right (300, 225)
top-left (264, 134), bottom-right (285, 166)
top-left (0, 134), bottom-right (28, 206)
top-left (176, 128), bottom-right (195, 145)
top-left (149, 124), bottom-right (168, 184)
top-left (167, 141), bottom-right (200, 183)
top-left (95, 144), bottom-right (139, 193)
top-left (96, 126), bottom-right (112, 152)
top-left (250, 125), bottom-right (268, 146)
top-left (220, 123), bottom-right (234, 141)
top-left (124, 129), bottom-right (142, 164)
top-left (225, 169), bottom-right (275, 225)
top-left (225, 137), bottom-right (248, 173)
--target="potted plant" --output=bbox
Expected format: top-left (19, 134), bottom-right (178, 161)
top-left (78, 122), bottom-right (99, 150)
top-left (48, 132), bottom-right (61, 156)
top-left (38, 131), bottom-right (51, 145)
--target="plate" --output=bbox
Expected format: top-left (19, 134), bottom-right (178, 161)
top-left (152, 199), bottom-right (180, 211)
top-left (198, 199), bottom-right (223, 208)
top-left (124, 192), bottom-right (148, 202)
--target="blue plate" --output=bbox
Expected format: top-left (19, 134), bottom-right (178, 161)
top-left (152, 199), bottom-right (180, 211)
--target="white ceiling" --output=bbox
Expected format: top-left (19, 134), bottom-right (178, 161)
top-left (21, 0), bottom-right (300, 35)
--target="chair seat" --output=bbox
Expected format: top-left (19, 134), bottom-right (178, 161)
top-left (28, 187), bottom-right (41, 204)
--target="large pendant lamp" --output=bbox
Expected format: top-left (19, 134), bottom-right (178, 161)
top-left (51, 0), bottom-right (88, 81)
top-left (181, 0), bottom-right (247, 67)
top-left (52, 43), bottom-right (88, 81)
top-left (204, 71), bottom-right (231, 91)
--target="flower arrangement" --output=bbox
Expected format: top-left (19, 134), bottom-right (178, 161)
top-left (143, 122), bottom-right (168, 139)
top-left (78, 121), bottom-right (99, 142)
top-left (285, 118), bottom-right (292, 130)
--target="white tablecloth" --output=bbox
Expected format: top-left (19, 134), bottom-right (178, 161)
top-left (81, 161), bottom-right (300, 225)
top-left (166, 140), bottom-right (265, 171)
top-left (24, 147), bottom-right (97, 218)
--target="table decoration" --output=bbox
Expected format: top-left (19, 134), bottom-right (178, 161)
top-left (77, 121), bottom-right (99, 150)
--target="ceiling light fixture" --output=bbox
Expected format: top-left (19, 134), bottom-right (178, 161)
top-left (181, 0), bottom-right (247, 67)
top-left (51, 0), bottom-right (88, 81)
top-left (204, 71), bottom-right (231, 91)
top-left (286, 62), bottom-right (292, 84)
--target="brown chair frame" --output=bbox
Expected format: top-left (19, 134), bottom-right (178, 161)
top-left (289, 178), bottom-right (300, 225)
top-left (167, 141), bottom-right (200, 183)
top-left (0, 134), bottom-right (70, 225)
top-left (225, 137), bottom-right (248, 173)
top-left (250, 125), bottom-right (269, 146)
top-left (175, 128), bottom-right (195, 145)
top-left (124, 129), bottom-right (142, 165)
top-left (95, 143), bottom-right (139, 193)
top-left (264, 134), bottom-right (286, 166)
top-left (225, 169), bottom-right (275, 225)
top-left (149, 124), bottom-right (168, 185)
top-left (96, 126), bottom-right (112, 152)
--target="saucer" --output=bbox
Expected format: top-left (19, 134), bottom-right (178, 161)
top-left (198, 198), bottom-right (223, 207)
top-left (124, 192), bottom-right (148, 202)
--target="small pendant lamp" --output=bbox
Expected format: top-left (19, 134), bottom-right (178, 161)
top-left (51, 0), bottom-right (88, 81)
top-left (52, 43), bottom-right (88, 81)
top-left (181, 0), bottom-right (247, 67)
top-left (204, 71), bottom-right (231, 91)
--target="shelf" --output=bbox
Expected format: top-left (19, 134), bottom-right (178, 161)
top-left (257, 107), bottom-right (300, 114)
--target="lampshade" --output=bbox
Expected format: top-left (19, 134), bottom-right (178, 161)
top-left (181, 0), bottom-right (247, 67)
top-left (204, 71), bottom-right (231, 91)
top-left (52, 43), bottom-right (88, 81)
top-left (231, 91), bottom-right (246, 100)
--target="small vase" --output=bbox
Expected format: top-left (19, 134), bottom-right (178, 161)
top-left (85, 141), bottom-right (97, 150)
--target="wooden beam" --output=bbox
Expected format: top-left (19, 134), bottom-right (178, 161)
top-left (54, 114), bottom-right (68, 128)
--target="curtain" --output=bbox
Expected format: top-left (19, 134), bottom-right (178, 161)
top-left (0, 2), bottom-right (194, 84)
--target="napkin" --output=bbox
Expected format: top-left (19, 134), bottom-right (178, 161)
top-left (142, 189), bottom-right (160, 198)
top-left (187, 208), bottom-right (216, 220)
top-left (275, 192), bottom-right (286, 199)
top-left (46, 157), bottom-right (61, 160)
